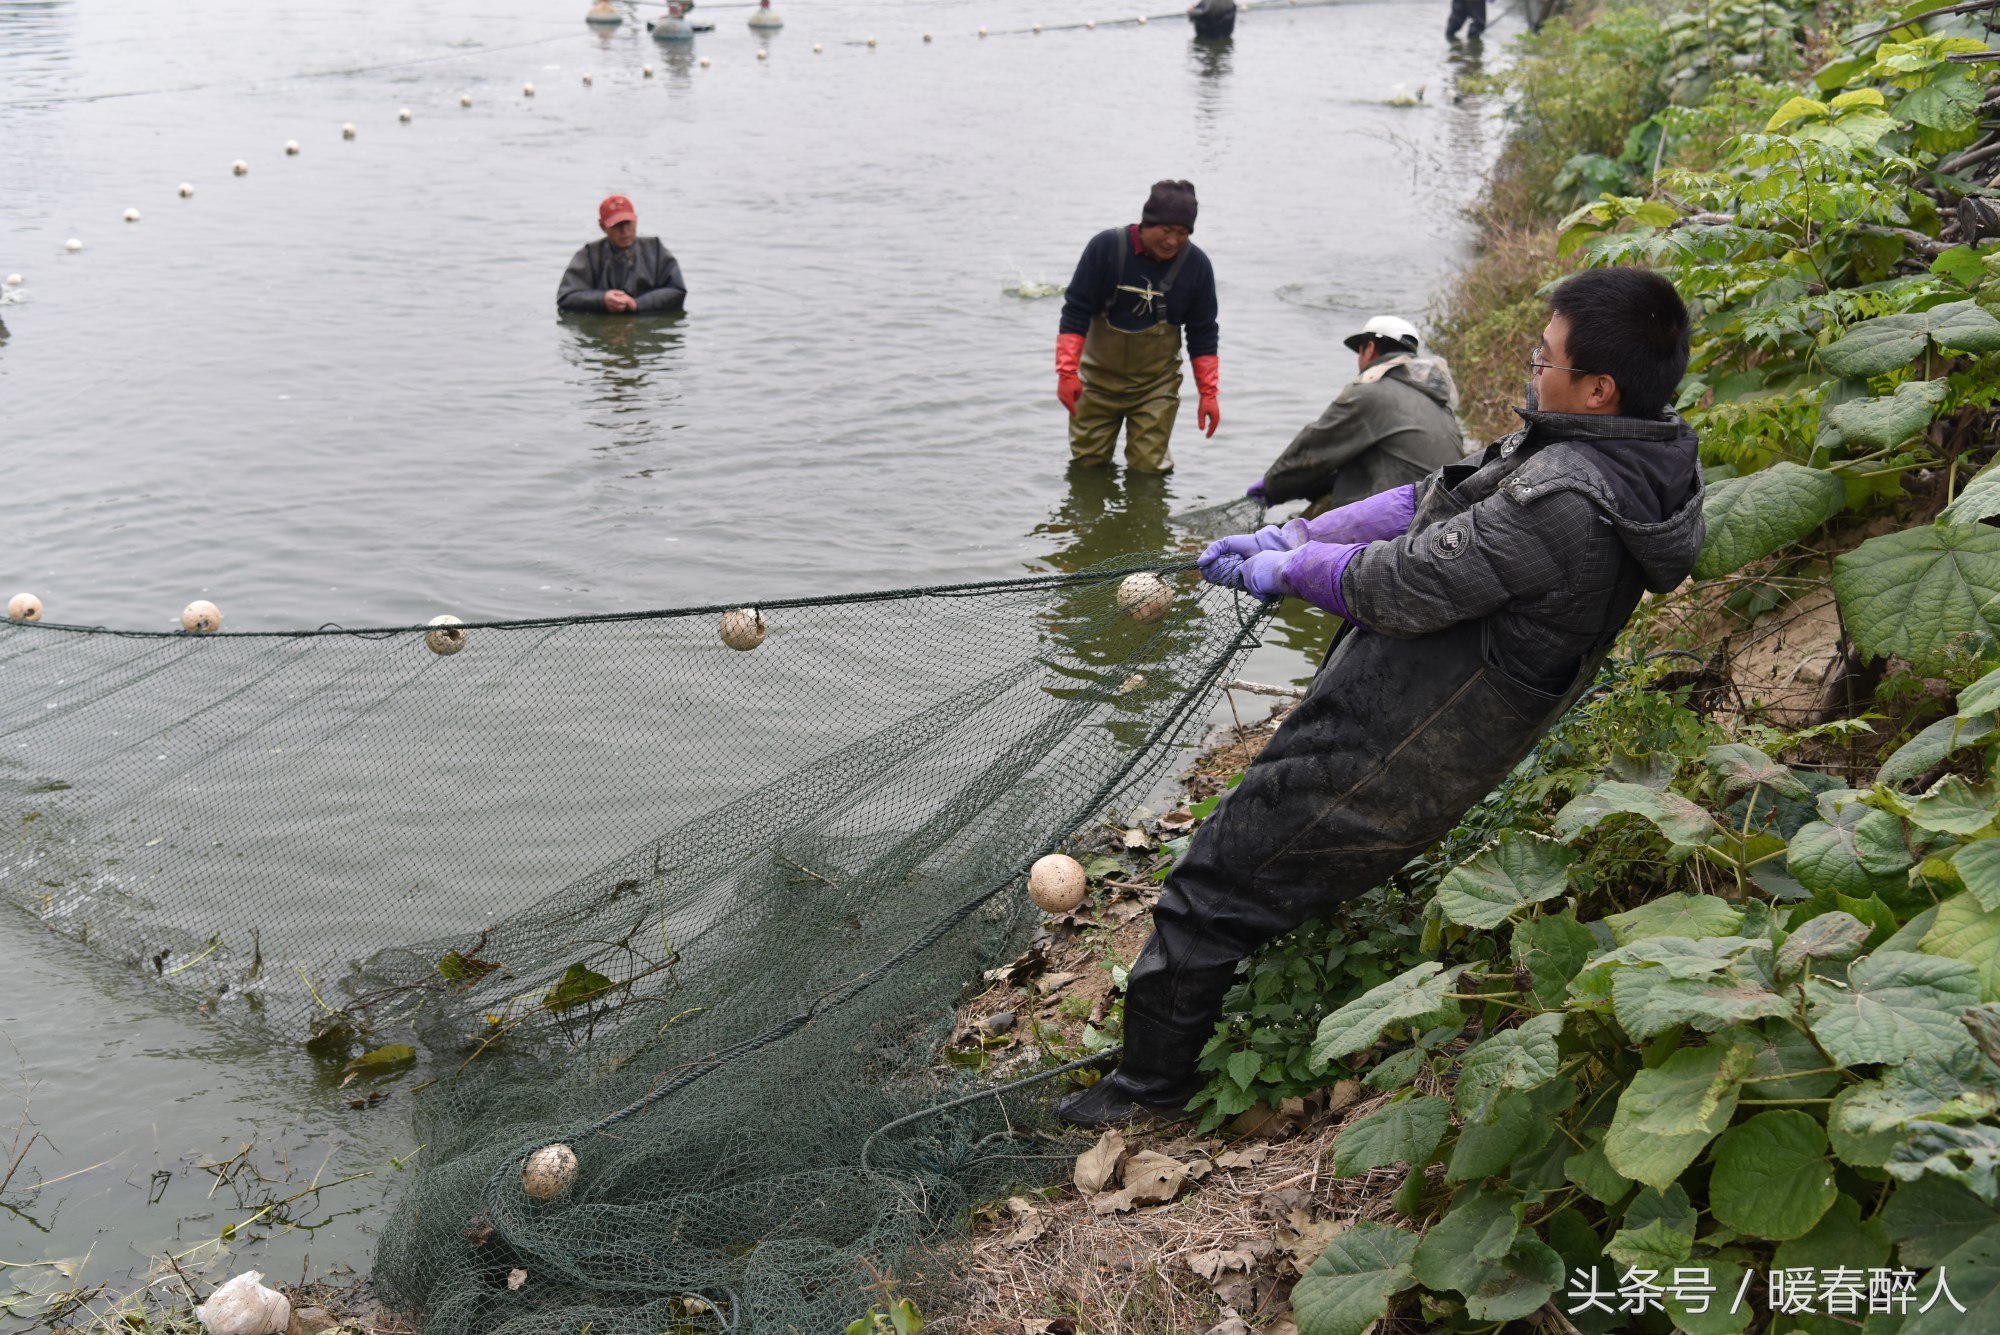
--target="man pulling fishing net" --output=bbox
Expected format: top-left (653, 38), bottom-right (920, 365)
top-left (1058, 267), bottom-right (1707, 1126)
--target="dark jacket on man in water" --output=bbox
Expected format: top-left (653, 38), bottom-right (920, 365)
top-left (556, 237), bottom-right (687, 314)
top-left (1260, 355), bottom-right (1469, 514)
top-left (1102, 409), bottom-right (1706, 1110)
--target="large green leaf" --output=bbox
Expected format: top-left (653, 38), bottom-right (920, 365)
top-left (1705, 742), bottom-right (1812, 801)
top-left (1922, 892), bottom-right (2000, 1000)
top-left (1446, 1085), bottom-right (1563, 1183)
top-left (1709, 1110), bottom-right (1840, 1240)
top-left (1888, 1121), bottom-right (2000, 1204)
top-left (1612, 965), bottom-right (1789, 1038)
top-left (1605, 1185), bottom-right (1696, 1271)
top-left (1833, 523), bottom-right (2000, 675)
top-left (1878, 712), bottom-right (1998, 788)
top-left (1455, 1014), bottom-right (1564, 1124)
top-left (1512, 913), bottom-right (1597, 1010)
top-left (1807, 950), bottom-right (1980, 1066)
top-left (1291, 1220), bottom-right (1421, 1335)
top-left (1410, 1186), bottom-right (1521, 1295)
top-left (1835, 1049), bottom-right (2000, 1170)
top-left (1436, 832), bottom-right (1574, 929)
top-left (1910, 776), bottom-right (2000, 838)
top-left (1604, 1044), bottom-right (1750, 1191)
top-left (1896, 75), bottom-right (1982, 134)
top-left (1554, 782), bottom-right (1719, 849)
top-left (1311, 963), bottom-right (1466, 1065)
top-left (1901, 1221), bottom-right (2000, 1333)
top-left (1603, 893), bottom-right (1744, 945)
top-left (1563, 1129), bottom-right (1631, 1205)
top-left (1771, 1194), bottom-right (1890, 1335)
top-left (1789, 801), bottom-right (1914, 898)
top-left (1464, 1237), bottom-right (1565, 1323)
top-left (1882, 1174), bottom-right (2000, 1266)
top-left (1738, 1020), bottom-right (1841, 1100)
top-left (1820, 300), bottom-right (2000, 377)
top-left (1693, 463), bottom-right (1849, 579)
top-left (1821, 379), bottom-right (1950, 452)
top-left (1953, 840), bottom-right (2000, 912)
top-left (1777, 910), bottom-right (1874, 977)
top-left (1333, 1095), bottom-right (1452, 1175)
top-left (1939, 463), bottom-right (2000, 526)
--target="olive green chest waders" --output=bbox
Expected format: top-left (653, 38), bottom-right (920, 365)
top-left (1069, 246), bottom-right (1192, 473)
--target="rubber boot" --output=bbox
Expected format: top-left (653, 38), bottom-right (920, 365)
top-left (1052, 1001), bottom-right (1209, 1127)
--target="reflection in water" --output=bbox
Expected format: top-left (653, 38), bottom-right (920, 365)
top-left (559, 312), bottom-right (687, 449)
top-left (1189, 35), bottom-right (1232, 141)
top-left (1035, 466), bottom-right (1179, 575)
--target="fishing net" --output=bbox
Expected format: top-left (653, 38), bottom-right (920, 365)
top-left (0, 562), bottom-right (1265, 1333)
top-left (1169, 495), bottom-right (1268, 540)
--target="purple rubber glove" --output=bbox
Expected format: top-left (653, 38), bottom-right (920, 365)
top-left (1246, 478), bottom-right (1267, 502)
top-left (1199, 525), bottom-right (1296, 575)
top-left (1200, 551), bottom-right (1245, 587)
top-left (1282, 541), bottom-right (1367, 622)
top-left (1280, 484), bottom-right (1417, 549)
top-left (1240, 549), bottom-right (1294, 600)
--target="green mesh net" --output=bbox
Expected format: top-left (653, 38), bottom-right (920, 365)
top-left (0, 561), bottom-right (1264, 1332)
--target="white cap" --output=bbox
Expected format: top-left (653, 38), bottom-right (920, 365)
top-left (1344, 315), bottom-right (1421, 353)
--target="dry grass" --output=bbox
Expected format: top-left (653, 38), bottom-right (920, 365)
top-left (920, 1082), bottom-right (1441, 1335)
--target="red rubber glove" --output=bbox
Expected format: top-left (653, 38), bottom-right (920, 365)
top-left (1193, 355), bottom-right (1220, 437)
top-left (1056, 332), bottom-right (1086, 415)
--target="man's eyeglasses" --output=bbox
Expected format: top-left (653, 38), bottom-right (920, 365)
top-left (1528, 354), bottom-right (1593, 377)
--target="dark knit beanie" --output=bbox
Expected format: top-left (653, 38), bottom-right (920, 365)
top-left (1140, 180), bottom-right (1198, 232)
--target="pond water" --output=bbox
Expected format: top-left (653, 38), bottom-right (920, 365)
top-left (0, 0), bottom-right (1510, 1294)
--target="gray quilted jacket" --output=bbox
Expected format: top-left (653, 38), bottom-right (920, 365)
top-left (1261, 356), bottom-right (1470, 513)
top-left (1343, 409), bottom-right (1706, 692)
top-left (556, 237), bottom-right (687, 314)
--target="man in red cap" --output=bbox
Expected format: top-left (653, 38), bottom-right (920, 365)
top-left (1054, 180), bottom-right (1221, 473)
top-left (557, 195), bottom-right (687, 314)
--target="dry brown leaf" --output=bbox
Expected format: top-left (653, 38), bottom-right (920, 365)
top-left (1120, 827), bottom-right (1151, 850)
top-left (1265, 1319), bottom-right (1300, 1335)
top-left (1214, 1145), bottom-right (1270, 1170)
top-left (1157, 808), bottom-right (1197, 833)
top-left (1035, 971), bottom-right (1081, 996)
top-left (1186, 1249), bottom-right (1257, 1282)
top-left (1325, 1077), bottom-right (1361, 1115)
top-left (983, 944), bottom-right (1050, 986)
top-left (1201, 1315), bottom-right (1250, 1335)
top-left (1185, 1156), bottom-right (1214, 1181)
top-left (505, 1269), bottom-right (527, 1291)
top-left (1002, 1213), bottom-right (1047, 1247)
top-left (1073, 1128), bottom-right (1126, 1195)
top-left (1120, 1149), bottom-right (1189, 1205)
top-left (1280, 1213), bottom-right (1349, 1271)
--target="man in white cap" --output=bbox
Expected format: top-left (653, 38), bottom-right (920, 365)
top-left (1246, 315), bottom-right (1466, 515)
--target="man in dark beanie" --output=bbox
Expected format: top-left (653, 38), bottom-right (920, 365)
top-left (1054, 180), bottom-right (1222, 473)
top-left (1058, 267), bottom-right (1704, 1126)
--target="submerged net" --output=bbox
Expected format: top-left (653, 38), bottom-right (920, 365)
top-left (0, 562), bottom-right (1265, 1332)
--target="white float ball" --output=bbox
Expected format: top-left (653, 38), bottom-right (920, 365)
top-left (866, 36), bottom-right (876, 46)
top-left (581, 72), bottom-right (593, 85)
top-left (7, 593), bottom-right (43, 623)
top-left (398, 107), bottom-right (412, 122)
top-left (284, 140), bottom-right (300, 156)
top-left (181, 600), bottom-right (222, 634)
top-left (1028, 854), bottom-right (1088, 913)
top-left (719, 608), bottom-right (766, 651)
top-left (1138, 13), bottom-right (1148, 22)
top-left (425, 614), bottom-right (468, 656)
top-left (642, 64), bottom-right (654, 77)
top-left (698, 56), bottom-right (710, 67)
top-left (1032, 22), bottom-right (1042, 33)
top-left (923, 31), bottom-right (933, 42)
top-left (64, 238), bottom-right (81, 252)
top-left (1086, 19), bottom-right (1096, 29)
top-left (178, 182), bottom-right (194, 197)
top-left (1116, 572), bottom-right (1173, 623)
top-left (812, 42), bottom-right (822, 52)
top-left (232, 159), bottom-right (249, 175)
top-left (341, 123), bottom-right (356, 139)
top-left (756, 48), bottom-right (767, 60)
top-left (3, 274), bottom-right (20, 286)
top-left (979, 26), bottom-right (989, 37)
top-left (123, 208), bottom-right (141, 222)
top-left (524, 81), bottom-right (536, 96)
top-left (521, 1143), bottom-right (578, 1201)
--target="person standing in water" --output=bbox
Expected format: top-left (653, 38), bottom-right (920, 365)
top-left (1054, 181), bottom-right (1221, 474)
top-left (557, 195), bottom-right (687, 315)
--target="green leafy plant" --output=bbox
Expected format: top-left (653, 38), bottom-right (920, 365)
top-left (1292, 663), bottom-right (2000, 1334)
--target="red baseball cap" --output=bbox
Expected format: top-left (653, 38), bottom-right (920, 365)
top-left (598, 195), bottom-right (637, 227)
